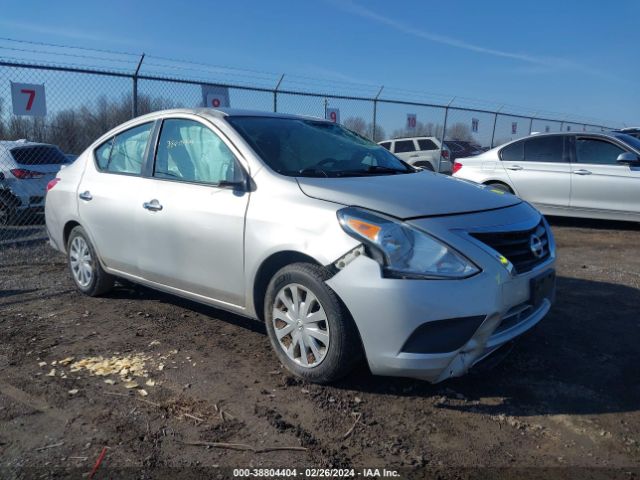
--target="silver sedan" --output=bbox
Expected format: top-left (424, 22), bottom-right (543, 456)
top-left (45, 109), bottom-right (556, 383)
top-left (452, 132), bottom-right (640, 222)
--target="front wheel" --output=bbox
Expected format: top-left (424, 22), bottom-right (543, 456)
top-left (67, 226), bottom-right (114, 296)
top-left (264, 263), bottom-right (362, 384)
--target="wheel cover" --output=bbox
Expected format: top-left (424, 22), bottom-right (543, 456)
top-left (272, 283), bottom-right (330, 368)
top-left (69, 236), bottom-right (94, 288)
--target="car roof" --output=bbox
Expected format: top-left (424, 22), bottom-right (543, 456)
top-left (377, 136), bottom-right (438, 143)
top-left (131, 107), bottom-right (328, 124)
top-left (0, 139), bottom-right (57, 153)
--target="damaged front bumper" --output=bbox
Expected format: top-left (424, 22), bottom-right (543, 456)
top-left (326, 247), bottom-right (555, 383)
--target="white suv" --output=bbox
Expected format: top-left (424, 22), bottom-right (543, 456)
top-left (378, 137), bottom-right (452, 174)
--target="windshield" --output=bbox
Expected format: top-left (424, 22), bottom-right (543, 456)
top-left (226, 116), bottom-right (414, 177)
top-left (614, 133), bottom-right (640, 152)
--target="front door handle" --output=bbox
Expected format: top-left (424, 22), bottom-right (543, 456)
top-left (143, 199), bottom-right (163, 211)
top-left (506, 165), bottom-right (523, 171)
top-left (79, 191), bottom-right (92, 201)
top-left (574, 169), bottom-right (592, 175)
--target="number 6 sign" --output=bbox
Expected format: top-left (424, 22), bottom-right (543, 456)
top-left (11, 82), bottom-right (47, 117)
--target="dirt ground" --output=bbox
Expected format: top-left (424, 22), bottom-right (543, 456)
top-left (0, 217), bottom-right (639, 479)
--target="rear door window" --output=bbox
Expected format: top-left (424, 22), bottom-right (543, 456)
top-left (394, 140), bottom-right (416, 153)
top-left (10, 145), bottom-right (68, 165)
top-left (523, 136), bottom-right (565, 162)
top-left (379, 142), bottom-right (391, 150)
top-left (95, 122), bottom-right (153, 175)
top-left (576, 138), bottom-right (626, 165)
top-left (418, 139), bottom-right (438, 151)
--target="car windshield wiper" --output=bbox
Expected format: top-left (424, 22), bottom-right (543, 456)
top-left (296, 168), bottom-right (329, 177)
top-left (331, 166), bottom-right (412, 176)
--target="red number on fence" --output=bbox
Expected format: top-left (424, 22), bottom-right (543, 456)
top-left (330, 111), bottom-right (337, 122)
top-left (21, 89), bottom-right (36, 111)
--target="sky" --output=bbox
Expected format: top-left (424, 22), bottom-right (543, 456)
top-left (0, 0), bottom-right (638, 130)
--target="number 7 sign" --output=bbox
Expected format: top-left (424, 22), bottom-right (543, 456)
top-left (11, 82), bottom-right (47, 116)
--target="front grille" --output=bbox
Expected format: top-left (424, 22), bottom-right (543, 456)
top-left (471, 221), bottom-right (550, 274)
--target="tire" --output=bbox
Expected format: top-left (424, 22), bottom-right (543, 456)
top-left (0, 201), bottom-right (16, 226)
top-left (413, 161), bottom-right (434, 171)
top-left (67, 226), bottom-right (114, 296)
top-left (264, 263), bottom-right (363, 384)
top-left (486, 182), bottom-right (514, 194)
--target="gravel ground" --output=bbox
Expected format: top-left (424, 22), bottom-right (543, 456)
top-left (0, 217), bottom-right (639, 479)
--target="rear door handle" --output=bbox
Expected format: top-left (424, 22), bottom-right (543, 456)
top-left (79, 191), bottom-right (92, 201)
top-left (574, 169), bottom-right (592, 175)
top-left (143, 199), bottom-right (163, 211)
top-left (506, 165), bottom-right (523, 171)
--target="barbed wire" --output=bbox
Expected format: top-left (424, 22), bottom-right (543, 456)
top-left (0, 36), bottom-right (623, 128)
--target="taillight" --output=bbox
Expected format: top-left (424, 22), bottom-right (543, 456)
top-left (46, 178), bottom-right (60, 192)
top-left (452, 162), bottom-right (463, 174)
top-left (441, 150), bottom-right (449, 160)
top-left (10, 168), bottom-right (45, 179)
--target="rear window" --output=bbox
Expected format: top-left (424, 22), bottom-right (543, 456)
top-left (10, 145), bottom-right (68, 165)
top-left (418, 139), bottom-right (438, 151)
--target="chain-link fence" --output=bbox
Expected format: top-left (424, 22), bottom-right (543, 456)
top-left (0, 46), bottom-right (618, 246)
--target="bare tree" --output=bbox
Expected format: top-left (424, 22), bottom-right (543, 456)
top-left (445, 122), bottom-right (474, 142)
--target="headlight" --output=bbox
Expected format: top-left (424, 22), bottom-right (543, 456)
top-left (337, 207), bottom-right (479, 279)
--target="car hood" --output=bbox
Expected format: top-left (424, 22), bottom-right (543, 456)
top-left (296, 171), bottom-right (521, 219)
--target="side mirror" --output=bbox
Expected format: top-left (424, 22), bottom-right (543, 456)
top-left (616, 152), bottom-right (640, 166)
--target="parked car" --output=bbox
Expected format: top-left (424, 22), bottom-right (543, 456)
top-left (615, 127), bottom-right (640, 140)
top-left (378, 136), bottom-right (452, 173)
top-left (444, 141), bottom-right (466, 161)
top-left (46, 108), bottom-right (556, 384)
top-left (453, 132), bottom-right (640, 222)
top-left (453, 140), bottom-right (484, 156)
top-left (0, 140), bottom-right (69, 225)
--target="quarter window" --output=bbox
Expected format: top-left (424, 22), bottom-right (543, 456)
top-left (418, 139), bottom-right (438, 151)
top-left (576, 138), bottom-right (626, 165)
top-left (394, 140), bottom-right (416, 153)
top-left (95, 122), bottom-right (153, 174)
top-left (524, 136), bottom-right (564, 163)
top-left (154, 119), bottom-right (242, 185)
top-left (500, 140), bottom-right (524, 161)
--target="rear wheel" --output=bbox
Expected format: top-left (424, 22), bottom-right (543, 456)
top-left (486, 182), bottom-right (514, 194)
top-left (264, 263), bottom-right (362, 384)
top-left (0, 201), bottom-right (16, 226)
top-left (67, 226), bottom-right (114, 296)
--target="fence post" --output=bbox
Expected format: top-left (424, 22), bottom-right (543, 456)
top-left (490, 105), bottom-right (503, 148)
top-left (560, 121), bottom-right (564, 132)
top-left (273, 74), bottom-right (284, 113)
top-left (528, 113), bottom-right (536, 135)
top-left (438, 97), bottom-right (455, 173)
top-left (372, 85), bottom-right (384, 141)
top-left (132, 53), bottom-right (145, 118)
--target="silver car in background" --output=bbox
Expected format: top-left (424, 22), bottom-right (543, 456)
top-left (453, 132), bottom-right (640, 222)
top-left (45, 109), bottom-right (556, 384)
top-left (0, 140), bottom-right (68, 224)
